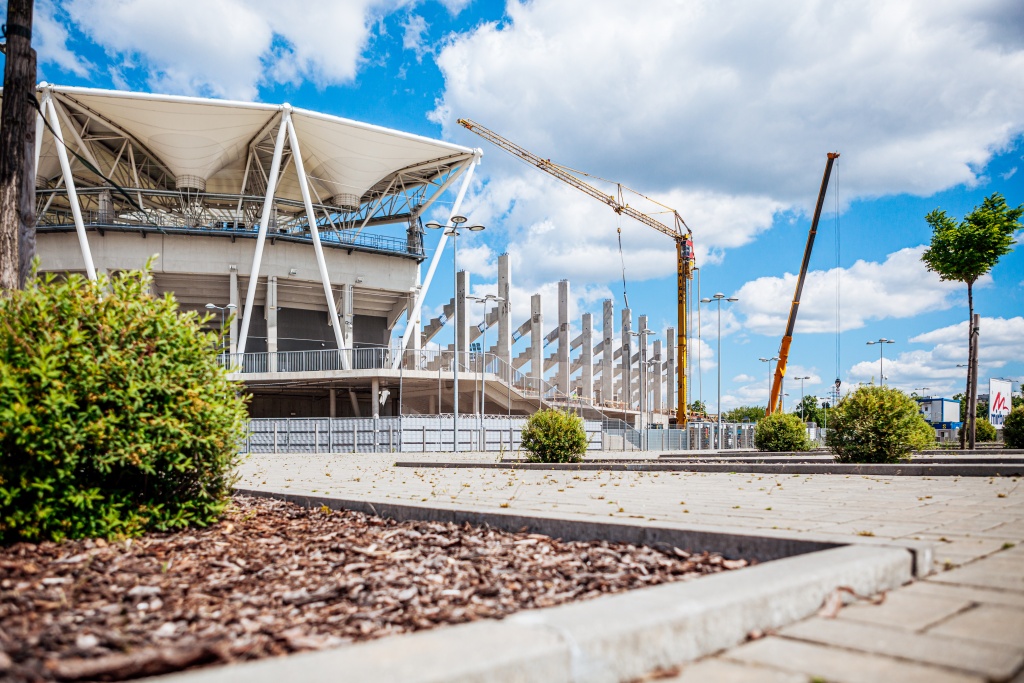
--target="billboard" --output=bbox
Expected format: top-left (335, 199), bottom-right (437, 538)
top-left (989, 379), bottom-right (1012, 429)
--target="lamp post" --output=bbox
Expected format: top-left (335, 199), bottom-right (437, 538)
top-left (426, 216), bottom-right (486, 452)
top-left (866, 338), bottom-right (895, 384)
top-left (468, 294), bottom-right (504, 421)
top-left (205, 303), bottom-right (237, 354)
top-left (792, 375), bottom-right (810, 420)
top-left (701, 293), bottom-right (738, 449)
top-left (758, 356), bottom-right (780, 412)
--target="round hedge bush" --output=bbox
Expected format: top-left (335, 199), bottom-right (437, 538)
top-left (974, 418), bottom-right (997, 443)
top-left (0, 269), bottom-right (249, 543)
top-left (754, 411), bottom-right (811, 452)
top-left (1004, 407), bottom-right (1024, 449)
top-left (521, 408), bottom-right (588, 463)
top-left (826, 386), bottom-right (933, 463)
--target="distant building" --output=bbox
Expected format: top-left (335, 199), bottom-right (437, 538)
top-left (916, 397), bottom-right (962, 442)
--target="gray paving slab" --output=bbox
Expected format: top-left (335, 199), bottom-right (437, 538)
top-left (926, 604), bottom-right (1024, 649)
top-left (724, 637), bottom-right (985, 683)
top-left (664, 657), bottom-right (808, 682)
top-left (781, 616), bottom-right (1023, 679)
top-left (836, 589), bottom-right (972, 631)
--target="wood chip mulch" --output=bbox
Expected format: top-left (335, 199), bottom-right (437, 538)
top-left (0, 495), bottom-right (750, 682)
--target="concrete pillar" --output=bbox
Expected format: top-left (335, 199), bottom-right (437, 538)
top-left (638, 315), bottom-right (649, 412)
top-left (372, 377), bottom-right (380, 420)
top-left (666, 327), bottom-right (676, 416)
top-left (653, 339), bottom-right (663, 413)
top-left (581, 312), bottom-right (593, 400)
top-left (267, 275), bottom-right (278, 353)
top-left (340, 283), bottom-right (354, 347)
top-left (602, 300), bottom-right (614, 405)
top-left (531, 293), bottom-right (543, 390)
top-left (456, 270), bottom-right (470, 373)
top-left (229, 266), bottom-right (238, 355)
top-left (621, 307), bottom-right (632, 405)
top-left (408, 286), bottom-right (421, 351)
top-left (497, 253), bottom-right (512, 366)
top-left (428, 393), bottom-right (436, 414)
top-left (557, 280), bottom-right (570, 395)
top-left (329, 388), bottom-right (337, 418)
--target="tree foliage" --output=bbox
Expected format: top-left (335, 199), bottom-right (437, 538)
top-left (921, 193), bottom-right (1022, 286)
top-left (1004, 407), bottom-right (1024, 449)
top-left (754, 412), bottom-right (811, 452)
top-left (521, 409), bottom-right (588, 463)
top-left (792, 394), bottom-right (831, 426)
top-left (722, 405), bottom-right (766, 423)
top-left (827, 386), bottom-right (934, 463)
top-left (688, 400), bottom-right (708, 418)
top-left (0, 269), bottom-right (249, 543)
top-left (974, 418), bottom-right (997, 443)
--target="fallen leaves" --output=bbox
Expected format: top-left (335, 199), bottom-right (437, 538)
top-left (0, 495), bottom-right (750, 681)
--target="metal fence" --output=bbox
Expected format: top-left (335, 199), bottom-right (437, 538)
top-left (241, 417), bottom-right (757, 454)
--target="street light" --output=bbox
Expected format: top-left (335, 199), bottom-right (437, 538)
top-left (866, 338), bottom-right (895, 384)
top-left (426, 216), bottom-right (486, 452)
top-left (701, 293), bottom-right (738, 449)
top-left (468, 294), bottom-right (505, 423)
top-left (792, 375), bottom-right (811, 420)
top-left (758, 356), bottom-right (780, 411)
top-left (205, 302), bottom-right (237, 353)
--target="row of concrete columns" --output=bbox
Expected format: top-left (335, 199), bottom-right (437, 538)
top-left (440, 254), bottom-right (676, 413)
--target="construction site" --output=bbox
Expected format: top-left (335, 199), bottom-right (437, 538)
top-left (25, 85), bottom-right (846, 452)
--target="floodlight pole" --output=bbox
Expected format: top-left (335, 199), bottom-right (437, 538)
top-left (866, 338), bottom-right (895, 384)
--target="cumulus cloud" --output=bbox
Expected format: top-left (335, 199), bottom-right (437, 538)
top-left (64, 0), bottom-right (392, 99)
top-left (734, 246), bottom-right (976, 335)
top-left (35, 0), bottom-right (92, 78)
top-left (436, 0), bottom-right (1024, 204)
top-left (402, 14), bottom-right (429, 61)
top-left (847, 316), bottom-right (1024, 395)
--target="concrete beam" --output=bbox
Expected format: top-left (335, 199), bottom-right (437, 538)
top-left (581, 312), bottom-right (593, 401)
top-left (557, 280), bottom-right (570, 395)
top-left (653, 339), bottom-right (663, 413)
top-left (456, 270), bottom-right (470, 369)
top-left (229, 266), bottom-right (239, 355)
top-left (267, 276), bottom-right (278, 353)
top-left (531, 294), bottom-right (543, 390)
top-left (497, 253), bottom-right (512, 368)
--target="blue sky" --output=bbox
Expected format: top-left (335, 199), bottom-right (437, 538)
top-left (13, 0), bottom-right (1024, 412)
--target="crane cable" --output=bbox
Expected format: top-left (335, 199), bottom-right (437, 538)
top-left (615, 191), bottom-right (631, 309)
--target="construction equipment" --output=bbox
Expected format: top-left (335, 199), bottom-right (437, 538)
top-left (457, 118), bottom-right (695, 425)
top-left (767, 152), bottom-right (840, 415)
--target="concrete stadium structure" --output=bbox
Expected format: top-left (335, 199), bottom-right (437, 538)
top-left (29, 85), bottom-right (679, 426)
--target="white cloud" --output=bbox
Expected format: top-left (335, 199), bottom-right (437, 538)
top-left (65, 0), bottom-right (391, 99)
top-left (436, 0), bottom-right (472, 15)
top-left (437, 0), bottom-right (1024, 205)
top-left (735, 246), bottom-right (977, 335)
top-left (402, 14), bottom-right (429, 61)
top-left (35, 0), bottom-right (92, 78)
top-left (847, 316), bottom-right (1024, 395)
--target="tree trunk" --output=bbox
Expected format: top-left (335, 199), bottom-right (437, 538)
top-left (960, 282), bottom-right (973, 449)
top-left (970, 313), bottom-right (979, 450)
top-left (0, 0), bottom-right (36, 291)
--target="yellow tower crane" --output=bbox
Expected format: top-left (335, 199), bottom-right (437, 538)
top-left (457, 118), bottom-right (696, 426)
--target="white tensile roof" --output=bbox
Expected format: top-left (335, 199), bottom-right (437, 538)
top-left (22, 84), bottom-right (475, 207)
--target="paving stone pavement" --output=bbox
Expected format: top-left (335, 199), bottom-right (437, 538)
top-left (237, 452), bottom-right (1024, 682)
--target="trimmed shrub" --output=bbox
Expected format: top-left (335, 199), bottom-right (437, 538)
top-left (1004, 407), bottom-right (1024, 449)
top-left (974, 418), bottom-right (997, 443)
top-left (827, 386), bottom-right (934, 463)
top-left (0, 269), bottom-right (249, 543)
top-left (521, 409), bottom-right (588, 463)
top-left (754, 412), bottom-right (811, 452)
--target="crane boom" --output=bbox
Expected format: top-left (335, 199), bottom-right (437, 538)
top-left (458, 118), bottom-right (695, 425)
top-left (767, 152), bottom-right (840, 416)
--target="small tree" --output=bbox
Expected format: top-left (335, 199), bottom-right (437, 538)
top-left (754, 412), bottom-right (811, 452)
top-left (1004, 407), bottom-right (1024, 449)
top-left (922, 193), bottom-right (1023, 448)
top-left (722, 405), bottom-right (767, 423)
top-left (521, 409), bottom-right (588, 463)
top-left (688, 400), bottom-right (708, 418)
top-left (827, 386), bottom-right (934, 463)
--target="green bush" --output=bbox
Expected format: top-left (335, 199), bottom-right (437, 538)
top-left (521, 409), bottom-right (588, 463)
top-left (0, 269), bottom-right (248, 543)
top-left (974, 418), bottom-right (997, 443)
top-left (826, 386), bottom-right (934, 463)
top-left (1004, 407), bottom-right (1024, 448)
top-left (754, 411), bottom-right (811, 452)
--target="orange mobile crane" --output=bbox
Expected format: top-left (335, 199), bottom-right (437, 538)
top-left (457, 118), bottom-right (696, 426)
top-left (767, 152), bottom-right (840, 415)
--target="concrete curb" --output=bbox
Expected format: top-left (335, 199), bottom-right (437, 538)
top-left (393, 460), bottom-right (1023, 477)
top-left (157, 491), bottom-right (913, 683)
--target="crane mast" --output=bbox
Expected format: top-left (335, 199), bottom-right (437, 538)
top-left (767, 152), bottom-right (840, 416)
top-left (457, 118), bottom-right (695, 425)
